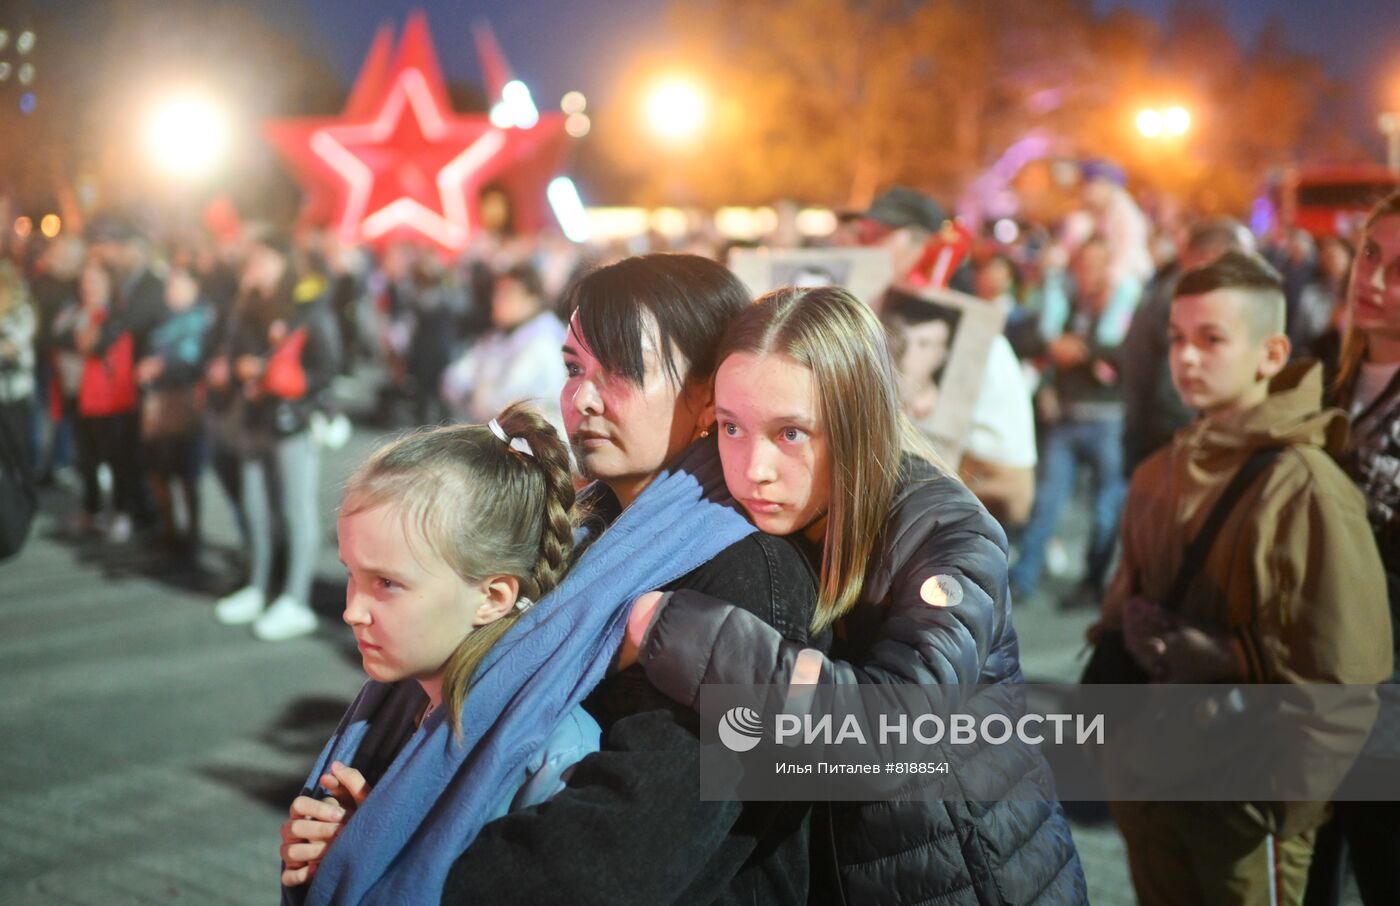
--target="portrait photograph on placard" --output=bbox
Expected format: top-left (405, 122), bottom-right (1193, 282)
top-left (879, 286), bottom-right (1007, 464)
top-left (727, 247), bottom-right (895, 309)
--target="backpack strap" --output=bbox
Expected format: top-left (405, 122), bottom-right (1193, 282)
top-left (1163, 446), bottom-right (1284, 614)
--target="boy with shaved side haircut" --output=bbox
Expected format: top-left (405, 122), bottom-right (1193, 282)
top-left (1094, 250), bottom-right (1392, 905)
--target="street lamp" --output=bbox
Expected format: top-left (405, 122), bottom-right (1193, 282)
top-left (1162, 106), bottom-right (1191, 136)
top-left (1136, 105), bottom-right (1190, 140)
top-left (1136, 109), bottom-right (1163, 139)
top-left (644, 78), bottom-right (707, 144)
top-left (144, 94), bottom-right (229, 181)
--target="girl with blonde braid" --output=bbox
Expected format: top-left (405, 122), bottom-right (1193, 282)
top-left (279, 402), bottom-right (595, 904)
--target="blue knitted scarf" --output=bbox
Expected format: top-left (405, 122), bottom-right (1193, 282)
top-left (289, 437), bottom-right (755, 906)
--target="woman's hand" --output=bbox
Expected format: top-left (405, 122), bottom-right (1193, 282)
top-left (615, 591), bottom-right (666, 671)
top-left (278, 762), bottom-right (371, 887)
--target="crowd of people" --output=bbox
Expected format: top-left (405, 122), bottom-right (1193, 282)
top-left (1, 164), bottom-right (1397, 905)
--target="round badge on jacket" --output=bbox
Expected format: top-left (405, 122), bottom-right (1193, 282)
top-left (920, 574), bottom-right (963, 608)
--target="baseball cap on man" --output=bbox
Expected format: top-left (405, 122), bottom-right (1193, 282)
top-left (862, 186), bottom-right (948, 233)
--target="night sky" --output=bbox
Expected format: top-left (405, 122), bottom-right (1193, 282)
top-left (274, 0), bottom-right (1400, 114)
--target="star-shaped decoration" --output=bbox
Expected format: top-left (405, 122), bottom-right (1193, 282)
top-left (264, 12), bottom-right (571, 254)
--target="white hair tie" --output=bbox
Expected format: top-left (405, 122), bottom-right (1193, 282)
top-left (514, 596), bottom-right (535, 613)
top-left (488, 418), bottom-right (534, 458)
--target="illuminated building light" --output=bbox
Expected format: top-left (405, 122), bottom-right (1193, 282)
top-left (14, 217), bottom-right (32, 239)
top-left (490, 82), bottom-right (540, 129)
top-left (583, 207), bottom-right (650, 240)
top-left (547, 177), bottom-right (591, 243)
top-left (565, 113), bottom-right (590, 138)
top-left (795, 208), bottom-right (838, 238)
top-left (40, 214), bottom-right (60, 238)
top-left (649, 207), bottom-right (690, 238)
top-left (561, 91), bottom-right (586, 115)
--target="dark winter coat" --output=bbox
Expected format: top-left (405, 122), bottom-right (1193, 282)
top-left (636, 457), bottom-right (1087, 905)
top-left (227, 283), bottom-right (340, 439)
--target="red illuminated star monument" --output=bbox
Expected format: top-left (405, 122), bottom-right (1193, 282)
top-left (264, 12), bottom-right (571, 254)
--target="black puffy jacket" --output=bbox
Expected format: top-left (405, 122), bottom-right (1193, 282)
top-left (637, 457), bottom-right (1087, 905)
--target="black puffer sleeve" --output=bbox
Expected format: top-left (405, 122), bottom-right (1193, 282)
top-left (639, 463), bottom-right (1013, 710)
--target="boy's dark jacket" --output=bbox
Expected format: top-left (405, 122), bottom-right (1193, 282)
top-left (1097, 360), bottom-right (1392, 833)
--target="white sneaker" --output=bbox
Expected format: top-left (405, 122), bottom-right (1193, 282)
top-left (105, 513), bottom-right (133, 544)
top-left (312, 411), bottom-right (353, 450)
top-left (252, 595), bottom-right (318, 641)
top-left (216, 586), bottom-right (266, 624)
top-left (324, 413), bottom-right (352, 450)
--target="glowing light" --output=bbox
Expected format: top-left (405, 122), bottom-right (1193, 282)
top-left (583, 207), bottom-right (650, 240)
top-left (17, 63), bottom-right (33, 85)
top-left (17, 31), bottom-right (34, 54)
top-left (18, 92), bottom-right (35, 115)
top-left (310, 67), bottom-right (508, 249)
top-left (39, 215), bottom-right (60, 238)
top-left (0, 63), bottom-right (10, 82)
top-left (1163, 106), bottom-right (1191, 136)
top-left (649, 207), bottom-right (690, 238)
top-left (993, 218), bottom-right (1020, 244)
top-left (14, 217), bottom-right (31, 239)
top-left (715, 207), bottom-right (765, 240)
top-left (0, 30), bottom-right (8, 51)
top-left (561, 91), bottom-right (587, 115)
top-left (145, 94), bottom-right (229, 180)
top-left (565, 113), bottom-right (591, 138)
top-left (490, 79), bottom-right (539, 129)
top-left (547, 177), bottom-right (591, 243)
top-left (795, 208), bottom-right (838, 238)
top-left (1136, 109), bottom-right (1163, 138)
top-left (713, 207), bottom-right (779, 241)
top-left (645, 78), bottom-right (706, 142)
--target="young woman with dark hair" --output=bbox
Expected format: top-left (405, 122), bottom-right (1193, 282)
top-left (434, 254), bottom-right (828, 905)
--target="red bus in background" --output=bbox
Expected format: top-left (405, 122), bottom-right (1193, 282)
top-left (1267, 165), bottom-right (1399, 238)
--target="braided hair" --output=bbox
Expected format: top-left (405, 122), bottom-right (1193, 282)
top-left (341, 402), bottom-right (577, 735)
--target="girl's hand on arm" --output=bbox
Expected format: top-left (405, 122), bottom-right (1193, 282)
top-left (615, 591), bottom-right (666, 672)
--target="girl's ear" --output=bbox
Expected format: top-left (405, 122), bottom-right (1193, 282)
top-left (471, 575), bottom-right (521, 627)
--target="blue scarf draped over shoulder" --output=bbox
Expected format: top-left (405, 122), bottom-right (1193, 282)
top-left (289, 437), bottom-right (755, 906)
